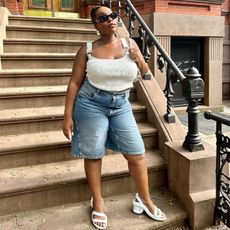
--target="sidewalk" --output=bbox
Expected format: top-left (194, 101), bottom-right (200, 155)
top-left (176, 100), bottom-right (230, 146)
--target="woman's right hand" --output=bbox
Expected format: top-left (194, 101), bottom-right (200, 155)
top-left (62, 117), bottom-right (74, 141)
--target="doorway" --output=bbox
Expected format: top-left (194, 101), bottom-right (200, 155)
top-left (171, 37), bottom-right (204, 106)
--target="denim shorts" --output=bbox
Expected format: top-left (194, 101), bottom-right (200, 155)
top-left (71, 79), bottom-right (145, 159)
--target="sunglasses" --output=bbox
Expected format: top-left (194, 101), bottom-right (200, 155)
top-left (95, 12), bottom-right (119, 23)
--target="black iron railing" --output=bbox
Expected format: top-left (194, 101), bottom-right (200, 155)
top-left (0, 0), bottom-right (7, 7)
top-left (204, 110), bottom-right (230, 227)
top-left (102, 0), bottom-right (205, 152)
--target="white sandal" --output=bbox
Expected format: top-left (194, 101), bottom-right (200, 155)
top-left (132, 193), bottom-right (166, 221)
top-left (90, 197), bottom-right (108, 229)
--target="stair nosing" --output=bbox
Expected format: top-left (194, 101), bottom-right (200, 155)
top-left (6, 25), bottom-right (97, 33)
top-left (0, 191), bottom-right (188, 230)
top-left (0, 69), bottom-right (72, 77)
top-left (0, 150), bottom-right (165, 197)
top-left (9, 15), bottom-right (92, 23)
top-left (0, 85), bottom-right (137, 97)
top-left (0, 85), bottom-right (67, 98)
top-left (0, 122), bottom-right (157, 154)
top-left (0, 103), bottom-right (145, 124)
top-left (1, 53), bottom-right (76, 58)
top-left (3, 38), bottom-right (87, 45)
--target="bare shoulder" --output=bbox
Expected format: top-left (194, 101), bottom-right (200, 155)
top-left (75, 44), bottom-right (87, 59)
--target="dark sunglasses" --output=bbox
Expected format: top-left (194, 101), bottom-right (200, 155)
top-left (95, 12), bottom-right (119, 23)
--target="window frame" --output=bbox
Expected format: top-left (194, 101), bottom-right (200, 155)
top-left (29, 0), bottom-right (47, 9)
top-left (59, 0), bottom-right (76, 12)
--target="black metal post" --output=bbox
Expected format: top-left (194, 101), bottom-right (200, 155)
top-left (183, 98), bottom-right (204, 151)
top-left (182, 67), bottom-right (205, 151)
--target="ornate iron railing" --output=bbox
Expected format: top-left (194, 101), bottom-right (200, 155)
top-left (0, 0), bottom-right (7, 7)
top-left (204, 110), bottom-right (230, 227)
top-left (102, 0), bottom-right (205, 152)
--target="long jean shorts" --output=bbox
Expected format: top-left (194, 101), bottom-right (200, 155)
top-left (71, 79), bottom-right (145, 159)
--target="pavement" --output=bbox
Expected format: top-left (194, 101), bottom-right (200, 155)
top-left (175, 100), bottom-right (230, 146)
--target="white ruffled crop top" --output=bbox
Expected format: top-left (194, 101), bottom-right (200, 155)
top-left (86, 38), bottom-right (139, 92)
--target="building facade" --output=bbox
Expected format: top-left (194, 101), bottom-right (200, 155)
top-left (0, 0), bottom-right (229, 106)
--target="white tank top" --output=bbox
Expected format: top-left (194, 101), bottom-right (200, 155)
top-left (86, 38), bottom-right (139, 92)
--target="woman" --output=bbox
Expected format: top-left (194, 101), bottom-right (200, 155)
top-left (62, 5), bottom-right (166, 229)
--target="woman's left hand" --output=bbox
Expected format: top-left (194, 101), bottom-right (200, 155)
top-left (129, 47), bottom-right (141, 64)
top-left (128, 38), bottom-right (149, 77)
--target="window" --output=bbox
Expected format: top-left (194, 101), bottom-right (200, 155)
top-left (30, 0), bottom-right (46, 8)
top-left (60, 0), bottom-right (75, 11)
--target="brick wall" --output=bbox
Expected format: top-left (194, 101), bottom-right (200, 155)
top-left (1, 0), bottom-right (23, 15)
top-left (222, 0), bottom-right (230, 25)
top-left (154, 0), bottom-right (222, 16)
top-left (1, 0), bottom-right (227, 19)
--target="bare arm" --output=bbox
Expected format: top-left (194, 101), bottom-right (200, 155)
top-left (62, 45), bottom-right (87, 140)
top-left (128, 38), bottom-right (149, 77)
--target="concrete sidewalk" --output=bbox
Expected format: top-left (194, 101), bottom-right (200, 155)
top-left (176, 100), bottom-right (230, 146)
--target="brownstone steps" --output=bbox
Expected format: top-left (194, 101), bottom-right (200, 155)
top-left (0, 69), bottom-right (71, 87)
top-left (8, 15), bottom-right (94, 29)
top-left (0, 151), bottom-right (166, 217)
top-left (0, 85), bottom-right (137, 109)
top-left (0, 85), bottom-right (66, 109)
top-left (6, 25), bottom-right (98, 41)
top-left (0, 191), bottom-right (188, 230)
top-left (0, 122), bottom-right (158, 169)
top-left (0, 15), bottom-right (189, 228)
top-left (1, 53), bottom-right (76, 69)
top-left (0, 102), bottom-right (147, 136)
top-left (3, 39), bottom-right (84, 53)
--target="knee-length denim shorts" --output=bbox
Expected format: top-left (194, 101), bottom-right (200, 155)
top-left (71, 79), bottom-right (145, 159)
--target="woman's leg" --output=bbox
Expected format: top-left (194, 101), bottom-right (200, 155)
top-left (84, 159), bottom-right (106, 228)
top-left (84, 158), bottom-right (104, 211)
top-left (123, 154), bottom-right (156, 213)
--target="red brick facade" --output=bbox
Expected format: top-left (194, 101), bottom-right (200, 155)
top-left (1, 0), bottom-right (227, 19)
top-left (222, 0), bottom-right (230, 25)
top-left (155, 0), bottom-right (222, 16)
top-left (80, 0), bottom-right (226, 22)
top-left (0, 0), bottom-right (23, 15)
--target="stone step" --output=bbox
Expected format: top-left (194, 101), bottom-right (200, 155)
top-left (8, 15), bottom-right (94, 29)
top-left (0, 123), bottom-right (158, 169)
top-left (1, 53), bottom-right (75, 69)
top-left (0, 69), bottom-right (71, 87)
top-left (0, 190), bottom-right (188, 230)
top-left (0, 85), bottom-right (67, 109)
top-left (0, 102), bottom-right (147, 136)
top-left (3, 39), bottom-right (84, 53)
top-left (0, 86), bottom-right (137, 110)
top-left (6, 25), bottom-right (98, 41)
top-left (0, 151), bottom-right (166, 216)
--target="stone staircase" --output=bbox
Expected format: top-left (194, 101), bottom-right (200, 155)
top-left (0, 15), bottom-right (188, 229)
